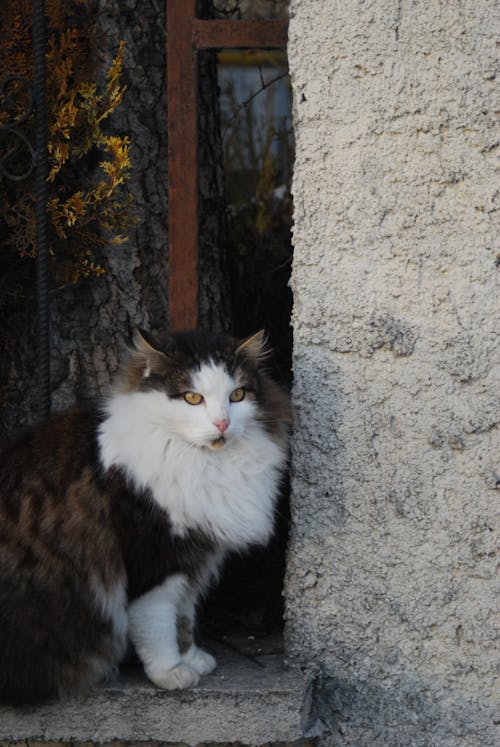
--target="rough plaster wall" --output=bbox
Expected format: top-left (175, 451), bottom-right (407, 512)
top-left (285, 1), bottom-right (498, 745)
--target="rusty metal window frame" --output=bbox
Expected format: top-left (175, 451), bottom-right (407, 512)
top-left (166, 0), bottom-right (288, 330)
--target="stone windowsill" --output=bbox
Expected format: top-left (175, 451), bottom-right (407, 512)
top-left (0, 637), bottom-right (321, 745)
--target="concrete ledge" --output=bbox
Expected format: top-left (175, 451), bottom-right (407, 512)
top-left (0, 639), bottom-right (321, 744)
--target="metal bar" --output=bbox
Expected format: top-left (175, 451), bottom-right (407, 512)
top-left (192, 18), bottom-right (288, 50)
top-left (167, 0), bottom-right (199, 330)
top-left (167, 5), bottom-right (288, 330)
top-left (32, 0), bottom-right (51, 418)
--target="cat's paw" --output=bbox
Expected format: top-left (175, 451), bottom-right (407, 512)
top-left (182, 646), bottom-right (217, 675)
top-left (146, 662), bottom-right (200, 690)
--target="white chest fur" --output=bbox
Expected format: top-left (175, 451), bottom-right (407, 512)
top-left (98, 391), bottom-right (287, 549)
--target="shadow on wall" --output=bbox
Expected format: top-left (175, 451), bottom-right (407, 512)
top-left (316, 672), bottom-right (494, 746)
top-left (290, 342), bottom-right (348, 532)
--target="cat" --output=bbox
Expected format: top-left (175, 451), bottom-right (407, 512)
top-left (0, 328), bottom-right (290, 703)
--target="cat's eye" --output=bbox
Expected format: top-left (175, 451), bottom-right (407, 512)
top-left (229, 387), bottom-right (246, 403)
top-left (183, 391), bottom-right (204, 405)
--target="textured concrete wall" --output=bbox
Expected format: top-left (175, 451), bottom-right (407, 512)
top-left (285, 2), bottom-right (498, 745)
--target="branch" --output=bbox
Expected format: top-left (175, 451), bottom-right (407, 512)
top-left (221, 70), bottom-right (288, 142)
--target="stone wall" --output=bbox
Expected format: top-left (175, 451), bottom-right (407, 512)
top-left (285, 1), bottom-right (498, 745)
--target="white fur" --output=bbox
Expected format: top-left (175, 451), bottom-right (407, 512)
top-left (127, 573), bottom-right (216, 689)
top-left (98, 362), bottom-right (287, 547)
top-left (183, 645), bottom-right (216, 675)
top-left (128, 574), bottom-right (199, 690)
top-left (91, 576), bottom-right (128, 660)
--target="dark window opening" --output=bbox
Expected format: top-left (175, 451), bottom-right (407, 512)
top-left (200, 37), bottom-right (294, 645)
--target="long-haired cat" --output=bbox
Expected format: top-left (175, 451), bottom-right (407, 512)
top-left (0, 328), bottom-right (290, 703)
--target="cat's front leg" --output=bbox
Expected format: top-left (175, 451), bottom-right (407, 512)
top-left (128, 574), bottom-right (199, 690)
top-left (177, 593), bottom-right (216, 676)
top-left (177, 554), bottom-right (223, 677)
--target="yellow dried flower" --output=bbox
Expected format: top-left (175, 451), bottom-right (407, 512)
top-left (0, 0), bottom-right (132, 289)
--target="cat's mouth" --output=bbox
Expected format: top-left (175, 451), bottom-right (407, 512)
top-left (209, 435), bottom-right (226, 449)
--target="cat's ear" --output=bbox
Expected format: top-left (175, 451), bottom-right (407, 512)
top-left (131, 328), bottom-right (170, 376)
top-left (132, 328), bottom-right (161, 355)
top-left (235, 330), bottom-right (269, 363)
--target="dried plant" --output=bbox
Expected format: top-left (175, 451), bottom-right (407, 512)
top-left (0, 0), bottom-right (131, 293)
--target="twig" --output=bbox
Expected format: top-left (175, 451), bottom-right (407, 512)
top-left (222, 71), bottom-right (288, 142)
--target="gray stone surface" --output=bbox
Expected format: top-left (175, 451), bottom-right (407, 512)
top-left (285, 1), bottom-right (499, 745)
top-left (0, 642), bottom-right (321, 744)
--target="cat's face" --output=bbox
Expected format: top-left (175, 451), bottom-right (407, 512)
top-left (153, 359), bottom-right (259, 449)
top-left (118, 330), bottom-right (269, 450)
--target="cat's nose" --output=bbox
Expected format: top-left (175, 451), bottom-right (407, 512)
top-left (214, 418), bottom-right (230, 433)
